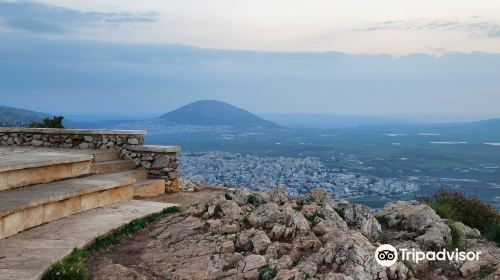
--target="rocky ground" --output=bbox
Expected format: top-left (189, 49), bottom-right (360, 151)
top-left (87, 186), bottom-right (500, 280)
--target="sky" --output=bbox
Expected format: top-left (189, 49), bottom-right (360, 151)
top-left (1, 0), bottom-right (500, 120)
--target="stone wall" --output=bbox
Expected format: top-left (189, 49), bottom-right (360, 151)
top-left (0, 127), bottom-right (181, 193)
top-left (0, 128), bottom-right (144, 150)
top-left (122, 145), bottom-right (181, 192)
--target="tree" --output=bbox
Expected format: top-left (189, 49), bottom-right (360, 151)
top-left (28, 116), bottom-right (65, 128)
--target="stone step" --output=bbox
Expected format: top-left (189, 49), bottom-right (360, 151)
top-left (0, 173), bottom-right (135, 240)
top-left (90, 160), bottom-right (136, 174)
top-left (0, 147), bottom-right (93, 191)
top-left (92, 150), bottom-right (121, 162)
top-left (109, 169), bottom-right (150, 181)
top-left (133, 179), bottom-right (165, 198)
top-left (0, 200), bottom-right (177, 280)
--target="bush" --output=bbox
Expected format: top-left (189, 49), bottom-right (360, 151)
top-left (29, 116), bottom-right (64, 128)
top-left (375, 215), bottom-right (389, 226)
top-left (258, 265), bottom-right (277, 280)
top-left (479, 265), bottom-right (496, 279)
top-left (485, 222), bottom-right (500, 246)
top-left (422, 190), bottom-right (497, 232)
top-left (334, 207), bottom-right (345, 219)
top-left (423, 190), bottom-right (499, 245)
top-left (446, 221), bottom-right (464, 250)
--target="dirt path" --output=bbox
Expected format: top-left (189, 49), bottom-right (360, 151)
top-left (87, 188), bottom-right (227, 280)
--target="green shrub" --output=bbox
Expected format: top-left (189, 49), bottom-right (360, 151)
top-left (485, 222), bottom-right (500, 246)
top-left (29, 116), bottom-right (64, 128)
top-left (258, 265), bottom-right (277, 280)
top-left (334, 207), bottom-right (345, 219)
top-left (479, 265), bottom-right (496, 279)
top-left (375, 216), bottom-right (389, 226)
top-left (224, 193), bottom-right (233, 200)
top-left (446, 221), bottom-right (464, 250)
top-left (423, 190), bottom-right (498, 232)
top-left (247, 194), bottom-right (260, 206)
top-left (423, 190), bottom-right (499, 245)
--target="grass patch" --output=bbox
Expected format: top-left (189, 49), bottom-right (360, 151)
top-left (422, 190), bottom-right (499, 246)
top-left (334, 207), bottom-right (345, 219)
top-left (247, 194), bottom-right (260, 207)
top-left (292, 259), bottom-right (301, 266)
top-left (479, 265), bottom-right (496, 279)
top-left (445, 221), bottom-right (464, 250)
top-left (44, 248), bottom-right (88, 280)
top-left (258, 265), bottom-right (277, 280)
top-left (42, 206), bottom-right (180, 280)
top-left (485, 222), bottom-right (500, 246)
top-left (375, 215), bottom-right (389, 227)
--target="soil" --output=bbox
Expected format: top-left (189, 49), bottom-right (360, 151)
top-left (86, 187), bottom-right (228, 280)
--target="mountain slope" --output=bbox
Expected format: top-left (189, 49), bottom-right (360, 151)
top-left (0, 106), bottom-right (49, 125)
top-left (160, 100), bottom-right (280, 128)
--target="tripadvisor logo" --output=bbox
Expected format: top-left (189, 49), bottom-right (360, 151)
top-left (375, 244), bottom-right (482, 267)
top-left (375, 244), bottom-right (398, 267)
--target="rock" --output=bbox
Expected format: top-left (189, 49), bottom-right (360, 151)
top-left (301, 203), bottom-right (318, 219)
top-left (459, 261), bottom-right (480, 277)
top-left (454, 221), bottom-right (481, 238)
top-left (377, 201), bottom-right (441, 231)
top-left (140, 161), bottom-right (151, 169)
top-left (275, 269), bottom-right (305, 280)
top-left (249, 203), bottom-right (281, 229)
top-left (31, 140), bottom-right (43, 147)
top-left (221, 240), bottom-right (235, 253)
top-left (341, 203), bottom-right (382, 242)
top-left (268, 186), bottom-right (288, 205)
top-left (296, 260), bottom-right (317, 277)
top-left (78, 142), bottom-right (89, 149)
top-left (244, 254), bottom-right (267, 272)
top-left (292, 233), bottom-right (321, 253)
top-left (127, 138), bottom-right (139, 145)
top-left (180, 179), bottom-right (196, 192)
top-left (252, 230), bottom-right (272, 254)
top-left (415, 222), bottom-right (451, 250)
top-left (304, 188), bottom-right (336, 209)
top-left (388, 262), bottom-right (412, 280)
top-left (84, 135), bottom-right (93, 142)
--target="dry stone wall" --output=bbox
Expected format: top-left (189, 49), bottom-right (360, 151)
top-left (0, 128), bottom-right (144, 150)
top-left (122, 145), bottom-right (180, 192)
top-left (0, 127), bottom-right (181, 193)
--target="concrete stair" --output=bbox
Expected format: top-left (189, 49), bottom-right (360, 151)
top-left (0, 200), bottom-right (177, 280)
top-left (91, 159), bottom-right (137, 174)
top-left (0, 147), bottom-right (93, 191)
top-left (133, 179), bottom-right (166, 198)
top-left (0, 147), bottom-right (167, 241)
top-left (92, 150), bottom-right (121, 162)
top-left (0, 173), bottom-right (135, 239)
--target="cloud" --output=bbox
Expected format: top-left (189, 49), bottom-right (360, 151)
top-left (356, 18), bottom-right (500, 38)
top-left (0, 0), bottom-right (156, 34)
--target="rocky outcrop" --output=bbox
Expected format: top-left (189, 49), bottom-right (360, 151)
top-left (376, 201), bottom-right (451, 250)
top-left (340, 202), bottom-right (382, 242)
top-left (90, 187), bottom-right (500, 280)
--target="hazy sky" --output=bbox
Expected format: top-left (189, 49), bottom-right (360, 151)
top-left (1, 0), bottom-right (500, 120)
top-left (11, 0), bottom-right (500, 55)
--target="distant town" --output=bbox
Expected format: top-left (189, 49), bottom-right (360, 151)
top-left (180, 151), bottom-right (418, 199)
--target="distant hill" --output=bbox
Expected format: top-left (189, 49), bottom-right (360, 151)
top-left (262, 113), bottom-right (415, 128)
top-left (0, 106), bottom-right (49, 125)
top-left (160, 100), bottom-right (280, 128)
top-left (0, 105), bottom-right (99, 128)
